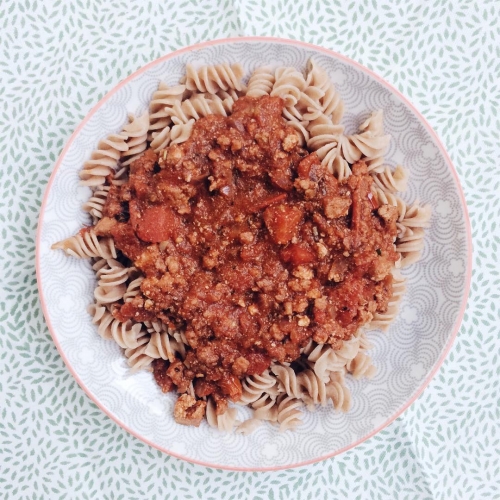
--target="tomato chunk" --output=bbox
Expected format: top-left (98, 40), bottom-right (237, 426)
top-left (135, 205), bottom-right (181, 243)
top-left (245, 353), bottom-right (271, 375)
top-left (281, 243), bottom-right (317, 265)
top-left (263, 204), bottom-right (303, 244)
top-left (297, 152), bottom-right (321, 180)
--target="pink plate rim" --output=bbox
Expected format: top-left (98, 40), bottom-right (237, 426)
top-left (35, 36), bottom-right (473, 472)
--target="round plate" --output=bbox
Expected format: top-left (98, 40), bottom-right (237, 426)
top-left (36, 37), bottom-right (472, 471)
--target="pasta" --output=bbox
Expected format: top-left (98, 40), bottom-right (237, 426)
top-left (276, 396), bottom-right (303, 432)
top-left (169, 119), bottom-right (195, 145)
top-left (346, 351), bottom-right (377, 379)
top-left (371, 165), bottom-right (408, 193)
top-left (252, 394), bottom-right (279, 422)
top-left (53, 60), bottom-right (430, 434)
top-left (304, 60), bottom-right (344, 123)
top-left (124, 335), bottom-right (154, 372)
top-left (371, 271), bottom-right (407, 329)
top-left (123, 276), bottom-right (144, 302)
top-left (79, 133), bottom-right (128, 187)
top-left (395, 227), bottom-right (427, 268)
top-left (148, 83), bottom-right (186, 136)
top-left (52, 229), bottom-right (116, 259)
top-left (120, 112), bottom-right (149, 167)
top-left (325, 371), bottom-right (351, 412)
top-left (206, 399), bottom-right (238, 432)
top-left (167, 93), bottom-right (235, 124)
top-left (271, 66), bottom-right (307, 108)
top-left (145, 330), bottom-right (187, 363)
top-left (82, 185), bottom-right (110, 220)
top-left (296, 369), bottom-right (329, 409)
top-left (235, 418), bottom-right (262, 435)
top-left (246, 66), bottom-right (275, 97)
top-left (239, 369), bottom-right (279, 405)
top-left (87, 303), bottom-right (145, 348)
top-left (306, 115), bottom-right (352, 180)
top-left (182, 63), bottom-right (245, 94)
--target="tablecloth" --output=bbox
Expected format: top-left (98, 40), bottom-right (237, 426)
top-left (0, 0), bottom-right (499, 498)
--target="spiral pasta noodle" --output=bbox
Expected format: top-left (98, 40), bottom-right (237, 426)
top-left (306, 116), bottom-right (354, 180)
top-left (271, 364), bottom-right (302, 399)
top-left (169, 119), bottom-right (195, 145)
top-left (145, 330), bottom-right (187, 363)
top-left (395, 227), bottom-right (427, 267)
top-left (82, 185), bottom-right (110, 220)
top-left (124, 335), bottom-right (154, 372)
top-left (206, 398), bottom-right (238, 432)
top-left (119, 112), bottom-right (150, 167)
top-left (325, 371), bottom-right (351, 412)
top-left (87, 304), bottom-right (115, 341)
top-left (167, 93), bottom-right (235, 125)
top-left (276, 395), bottom-right (303, 432)
top-left (249, 395), bottom-right (278, 424)
top-left (148, 82), bottom-right (186, 136)
top-left (352, 110), bottom-right (390, 155)
top-left (123, 276), bottom-right (143, 302)
top-left (79, 133), bottom-right (128, 187)
top-left (306, 336), bottom-right (360, 382)
top-left (371, 271), bottom-right (407, 329)
top-left (239, 369), bottom-right (279, 405)
top-left (297, 369), bottom-right (328, 408)
top-left (271, 67), bottom-right (307, 108)
top-left (51, 229), bottom-right (116, 259)
top-left (303, 60), bottom-right (344, 123)
top-left (371, 165), bottom-right (409, 194)
top-left (87, 303), bottom-right (145, 349)
top-left (246, 66), bottom-right (275, 97)
top-left (346, 352), bottom-right (377, 379)
top-left (182, 63), bottom-right (245, 94)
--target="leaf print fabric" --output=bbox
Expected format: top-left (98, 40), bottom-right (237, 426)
top-left (0, 0), bottom-right (499, 499)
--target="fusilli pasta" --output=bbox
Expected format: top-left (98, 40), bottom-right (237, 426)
top-left (239, 369), bottom-right (279, 405)
top-left (82, 185), bottom-right (110, 220)
top-left (235, 418), bottom-right (262, 435)
top-left (79, 133), bottom-right (128, 187)
top-left (182, 63), bottom-right (245, 94)
top-left (123, 276), bottom-right (144, 302)
top-left (276, 395), bottom-right (303, 432)
top-left (252, 393), bottom-right (279, 422)
top-left (87, 304), bottom-right (145, 348)
top-left (120, 112), bottom-right (149, 167)
top-left (148, 82), bottom-right (185, 136)
top-left (325, 371), bottom-right (351, 412)
top-left (145, 330), bottom-right (187, 363)
top-left (51, 229), bottom-right (116, 259)
top-left (246, 66), bottom-right (275, 97)
top-left (346, 351), bottom-right (377, 379)
top-left (206, 398), bottom-right (238, 432)
top-left (371, 271), bottom-right (407, 329)
top-left (124, 335), bottom-right (154, 372)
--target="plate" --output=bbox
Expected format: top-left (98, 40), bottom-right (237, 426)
top-left (36, 37), bottom-right (472, 471)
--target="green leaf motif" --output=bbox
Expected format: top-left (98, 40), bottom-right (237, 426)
top-left (0, 0), bottom-right (499, 498)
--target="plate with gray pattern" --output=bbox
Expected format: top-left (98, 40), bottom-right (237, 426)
top-left (36, 37), bottom-right (472, 471)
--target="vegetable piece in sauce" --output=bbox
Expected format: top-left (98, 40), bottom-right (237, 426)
top-left (263, 203), bottom-right (304, 245)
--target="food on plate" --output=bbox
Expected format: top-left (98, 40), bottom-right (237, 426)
top-left (53, 61), bottom-right (430, 432)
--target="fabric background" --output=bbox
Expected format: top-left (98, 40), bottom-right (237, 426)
top-left (0, 0), bottom-right (498, 498)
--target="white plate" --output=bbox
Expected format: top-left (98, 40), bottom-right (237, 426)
top-left (36, 37), bottom-right (472, 471)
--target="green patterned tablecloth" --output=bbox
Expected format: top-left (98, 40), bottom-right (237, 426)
top-left (1, 1), bottom-right (499, 498)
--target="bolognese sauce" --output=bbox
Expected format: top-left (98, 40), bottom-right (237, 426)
top-left (94, 95), bottom-right (399, 423)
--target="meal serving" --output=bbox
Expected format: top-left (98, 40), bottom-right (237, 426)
top-left (53, 61), bottom-right (430, 433)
